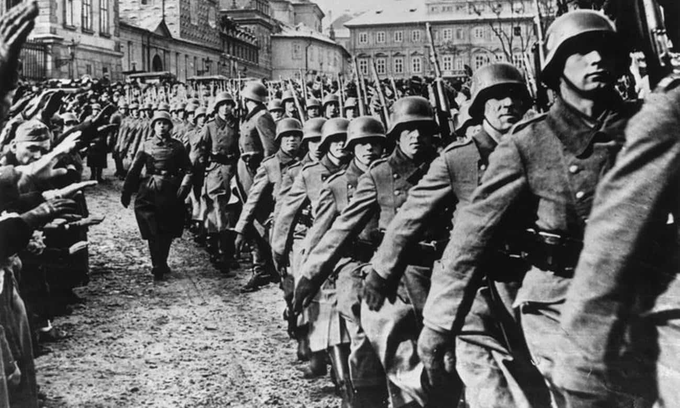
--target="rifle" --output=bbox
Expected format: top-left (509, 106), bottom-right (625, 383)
top-left (425, 23), bottom-right (454, 140)
top-left (337, 74), bottom-right (346, 118)
top-left (352, 56), bottom-right (366, 116)
top-left (370, 57), bottom-right (391, 128)
top-left (634, 0), bottom-right (676, 88)
top-left (287, 79), bottom-right (306, 123)
top-left (531, 0), bottom-right (549, 112)
top-left (299, 69), bottom-right (308, 111)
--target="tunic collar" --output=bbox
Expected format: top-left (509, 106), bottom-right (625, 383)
top-left (471, 128), bottom-right (498, 163)
top-left (388, 146), bottom-right (433, 184)
top-left (276, 149), bottom-right (297, 167)
top-left (549, 95), bottom-right (628, 157)
top-left (244, 104), bottom-right (266, 122)
top-left (320, 154), bottom-right (347, 174)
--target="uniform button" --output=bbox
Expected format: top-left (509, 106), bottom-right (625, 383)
top-left (394, 190), bottom-right (401, 196)
top-left (393, 174), bottom-right (399, 179)
top-left (480, 164), bottom-right (487, 171)
top-left (575, 191), bottom-right (585, 199)
top-left (569, 165), bottom-right (579, 173)
top-left (347, 184), bottom-right (352, 190)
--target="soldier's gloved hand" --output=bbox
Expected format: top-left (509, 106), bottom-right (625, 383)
top-left (234, 232), bottom-right (246, 255)
top-left (20, 198), bottom-right (80, 229)
top-left (293, 276), bottom-right (319, 314)
top-left (362, 267), bottom-right (394, 311)
top-left (418, 326), bottom-right (456, 390)
top-left (121, 193), bottom-right (131, 208)
top-left (5, 361), bottom-right (20, 388)
top-left (176, 184), bottom-right (190, 201)
top-left (42, 180), bottom-right (97, 201)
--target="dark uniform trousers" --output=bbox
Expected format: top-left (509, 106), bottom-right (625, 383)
top-left (424, 96), bottom-right (641, 407)
top-left (372, 129), bottom-right (550, 408)
top-left (301, 147), bottom-right (446, 408)
top-left (554, 84), bottom-right (680, 407)
top-left (301, 160), bottom-right (384, 388)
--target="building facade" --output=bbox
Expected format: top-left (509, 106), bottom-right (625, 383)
top-left (345, 0), bottom-right (538, 79)
top-left (220, 0), bottom-right (276, 79)
top-left (27, 0), bottom-right (123, 81)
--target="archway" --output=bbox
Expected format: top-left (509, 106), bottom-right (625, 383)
top-left (152, 54), bottom-right (163, 72)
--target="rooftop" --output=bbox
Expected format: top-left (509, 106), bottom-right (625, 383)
top-left (344, 1), bottom-right (536, 27)
top-left (273, 23), bottom-right (341, 46)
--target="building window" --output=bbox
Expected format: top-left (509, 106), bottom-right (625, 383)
top-left (474, 54), bottom-right (487, 69)
top-left (443, 5), bottom-right (452, 12)
top-left (99, 0), bottom-right (109, 35)
top-left (127, 41), bottom-right (133, 70)
top-left (456, 28), bottom-right (464, 40)
top-left (175, 52), bottom-right (179, 75)
top-left (411, 30), bottom-right (421, 42)
top-left (473, 26), bottom-right (485, 40)
top-left (194, 56), bottom-right (198, 75)
top-left (496, 53), bottom-right (505, 61)
top-left (394, 57), bottom-right (404, 74)
top-left (442, 28), bottom-right (452, 41)
top-left (376, 57), bottom-right (386, 75)
top-left (82, 0), bottom-right (92, 31)
top-left (376, 31), bottom-right (385, 43)
top-left (394, 31), bottom-right (403, 42)
top-left (442, 55), bottom-right (453, 71)
top-left (412, 56), bottom-right (422, 73)
top-left (86, 64), bottom-right (92, 75)
top-left (358, 58), bottom-right (368, 76)
top-left (190, 0), bottom-right (198, 25)
top-left (64, 0), bottom-right (74, 27)
top-left (292, 42), bottom-right (302, 60)
top-left (359, 32), bottom-right (368, 44)
top-left (185, 55), bottom-right (189, 78)
top-left (454, 58), bottom-right (464, 71)
top-left (512, 53), bottom-right (523, 68)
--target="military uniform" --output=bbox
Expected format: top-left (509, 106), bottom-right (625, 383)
top-left (199, 114), bottom-right (239, 233)
top-left (423, 95), bottom-right (637, 402)
top-left (373, 129), bottom-right (549, 407)
top-left (300, 159), bottom-right (385, 397)
top-left (301, 146), bottom-right (446, 407)
top-left (554, 82), bottom-right (680, 407)
top-left (239, 104), bottom-right (277, 158)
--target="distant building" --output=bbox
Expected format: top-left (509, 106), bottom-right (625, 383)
top-left (27, 0), bottom-right (123, 81)
top-left (345, 0), bottom-right (539, 79)
top-left (118, 0), bottom-right (259, 81)
top-left (220, 0), bottom-right (276, 79)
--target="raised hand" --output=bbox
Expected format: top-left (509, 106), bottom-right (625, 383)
top-left (0, 1), bottom-right (38, 98)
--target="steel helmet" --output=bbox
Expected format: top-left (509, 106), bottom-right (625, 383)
top-left (185, 103), bottom-right (198, 114)
top-left (542, 10), bottom-right (623, 86)
top-left (306, 98), bottom-right (321, 109)
top-left (268, 99), bottom-right (283, 112)
top-left (302, 117), bottom-right (326, 141)
top-left (320, 117), bottom-right (349, 148)
top-left (144, 103), bottom-right (153, 111)
top-left (242, 81), bottom-right (268, 103)
top-left (194, 107), bottom-right (207, 118)
top-left (117, 99), bottom-right (128, 108)
top-left (178, 102), bottom-right (187, 111)
top-left (276, 118), bottom-right (303, 140)
top-left (213, 91), bottom-right (236, 111)
top-left (387, 96), bottom-right (436, 137)
top-left (150, 111), bottom-right (174, 129)
top-left (322, 94), bottom-right (340, 108)
top-left (343, 97), bottom-right (357, 109)
top-left (346, 116), bottom-right (386, 147)
top-left (158, 102), bottom-right (171, 112)
top-left (91, 103), bottom-right (102, 111)
top-left (129, 103), bottom-right (139, 110)
top-left (281, 90), bottom-right (295, 103)
top-left (469, 63), bottom-right (530, 120)
top-left (170, 103), bottom-right (179, 112)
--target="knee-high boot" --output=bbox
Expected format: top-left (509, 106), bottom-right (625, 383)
top-left (148, 240), bottom-right (163, 280)
top-left (330, 344), bottom-right (354, 408)
top-left (158, 235), bottom-right (173, 274)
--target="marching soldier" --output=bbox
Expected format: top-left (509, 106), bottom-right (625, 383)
top-left (240, 81), bottom-right (277, 159)
top-left (306, 97), bottom-right (322, 119)
top-left (271, 118), bottom-right (350, 377)
top-left (343, 97), bottom-right (358, 120)
top-left (282, 90), bottom-right (299, 121)
top-left (322, 94), bottom-right (340, 119)
top-left (187, 106), bottom-right (208, 242)
top-left (291, 96), bottom-right (448, 408)
top-left (365, 63), bottom-right (550, 407)
top-left (268, 99), bottom-right (284, 123)
top-left (199, 91), bottom-right (240, 271)
top-left (121, 111), bottom-right (193, 280)
top-left (419, 10), bottom-right (640, 406)
top-left (294, 116), bottom-right (388, 407)
top-left (235, 118), bottom-right (304, 292)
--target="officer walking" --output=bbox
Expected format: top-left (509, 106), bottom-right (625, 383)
top-left (419, 10), bottom-right (639, 406)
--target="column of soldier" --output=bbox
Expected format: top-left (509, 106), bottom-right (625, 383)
top-left (0, 1), bottom-right (679, 407)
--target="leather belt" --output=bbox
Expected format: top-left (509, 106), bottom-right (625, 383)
top-left (210, 153), bottom-right (238, 164)
top-left (522, 229), bottom-right (583, 278)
